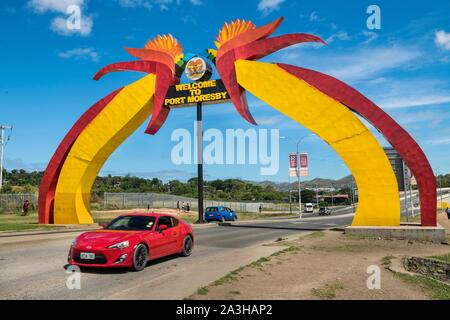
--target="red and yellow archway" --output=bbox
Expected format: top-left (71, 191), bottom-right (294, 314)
top-left (38, 18), bottom-right (436, 227)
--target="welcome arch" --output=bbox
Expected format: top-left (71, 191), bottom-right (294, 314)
top-left (38, 17), bottom-right (436, 227)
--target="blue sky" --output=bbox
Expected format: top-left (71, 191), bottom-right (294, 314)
top-left (1, 0), bottom-right (450, 182)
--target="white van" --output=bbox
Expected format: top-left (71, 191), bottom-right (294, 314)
top-left (304, 203), bottom-right (314, 213)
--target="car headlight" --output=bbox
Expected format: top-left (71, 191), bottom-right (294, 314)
top-left (108, 240), bottom-right (129, 249)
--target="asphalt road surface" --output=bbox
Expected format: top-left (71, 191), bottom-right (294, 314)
top-left (0, 211), bottom-right (354, 299)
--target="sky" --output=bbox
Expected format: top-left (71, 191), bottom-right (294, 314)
top-left (1, 0), bottom-right (450, 183)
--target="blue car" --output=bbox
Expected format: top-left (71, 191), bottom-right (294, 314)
top-left (204, 206), bottom-right (237, 222)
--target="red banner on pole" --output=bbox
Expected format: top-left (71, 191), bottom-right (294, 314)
top-left (300, 153), bottom-right (308, 168)
top-left (289, 153), bottom-right (298, 177)
top-left (299, 153), bottom-right (308, 177)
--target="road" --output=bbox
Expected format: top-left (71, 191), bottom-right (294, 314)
top-left (0, 211), bottom-right (353, 300)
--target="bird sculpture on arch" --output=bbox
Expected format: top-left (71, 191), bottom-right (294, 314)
top-left (38, 17), bottom-right (436, 227)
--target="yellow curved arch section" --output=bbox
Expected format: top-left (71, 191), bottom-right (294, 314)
top-left (54, 75), bottom-right (155, 224)
top-left (235, 60), bottom-right (400, 226)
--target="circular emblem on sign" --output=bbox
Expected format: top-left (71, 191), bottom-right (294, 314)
top-left (185, 57), bottom-right (211, 81)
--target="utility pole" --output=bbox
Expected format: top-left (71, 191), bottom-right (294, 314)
top-left (0, 125), bottom-right (13, 190)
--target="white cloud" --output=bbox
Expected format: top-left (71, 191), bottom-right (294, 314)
top-left (428, 137), bottom-right (450, 145)
top-left (58, 48), bottom-right (99, 62)
top-left (369, 78), bottom-right (450, 109)
top-left (435, 30), bottom-right (450, 50)
top-left (189, 0), bottom-right (203, 5)
top-left (50, 15), bottom-right (93, 37)
top-left (117, 0), bottom-right (187, 11)
top-left (257, 0), bottom-right (284, 15)
top-left (28, 0), bottom-right (84, 13)
top-left (361, 31), bottom-right (378, 44)
top-left (324, 47), bottom-right (421, 83)
top-left (117, 0), bottom-right (153, 10)
top-left (28, 0), bottom-right (93, 36)
top-left (277, 45), bottom-right (422, 84)
top-left (309, 11), bottom-right (324, 22)
top-left (326, 31), bottom-right (350, 43)
top-left (378, 95), bottom-right (450, 109)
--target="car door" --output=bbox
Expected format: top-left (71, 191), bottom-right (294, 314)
top-left (150, 216), bottom-right (173, 258)
top-left (156, 216), bottom-right (179, 256)
top-left (224, 207), bottom-right (231, 220)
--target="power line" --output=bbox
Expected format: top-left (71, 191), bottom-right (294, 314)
top-left (0, 125), bottom-right (13, 190)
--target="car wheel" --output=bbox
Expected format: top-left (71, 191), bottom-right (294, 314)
top-left (180, 235), bottom-right (193, 257)
top-left (131, 244), bottom-right (148, 271)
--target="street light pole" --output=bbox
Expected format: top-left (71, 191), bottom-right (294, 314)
top-left (280, 134), bottom-right (313, 218)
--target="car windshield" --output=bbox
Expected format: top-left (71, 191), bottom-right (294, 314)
top-left (106, 216), bottom-right (156, 231)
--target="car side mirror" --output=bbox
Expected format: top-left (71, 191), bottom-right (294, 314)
top-left (158, 224), bottom-right (168, 232)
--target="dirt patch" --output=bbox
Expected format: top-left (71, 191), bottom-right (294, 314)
top-left (188, 229), bottom-right (450, 300)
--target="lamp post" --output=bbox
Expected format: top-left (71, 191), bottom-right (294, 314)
top-left (281, 134), bottom-right (314, 217)
top-left (286, 135), bottom-right (313, 217)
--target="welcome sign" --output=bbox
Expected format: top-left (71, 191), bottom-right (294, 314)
top-left (164, 79), bottom-right (231, 108)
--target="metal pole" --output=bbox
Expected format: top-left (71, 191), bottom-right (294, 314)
top-left (197, 102), bottom-right (204, 224)
top-left (351, 177), bottom-right (356, 213)
top-left (289, 190), bottom-right (292, 214)
top-left (0, 126), bottom-right (4, 190)
top-left (331, 189), bottom-right (334, 207)
top-left (409, 180), bottom-right (414, 217)
top-left (297, 143), bottom-right (302, 218)
top-left (437, 171), bottom-right (443, 213)
top-left (316, 188), bottom-right (319, 208)
top-left (402, 160), bottom-right (408, 222)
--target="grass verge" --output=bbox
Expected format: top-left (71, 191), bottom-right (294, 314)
top-left (382, 255), bottom-right (450, 300)
top-left (394, 272), bottom-right (450, 300)
top-left (428, 253), bottom-right (450, 263)
top-left (311, 282), bottom-right (344, 299)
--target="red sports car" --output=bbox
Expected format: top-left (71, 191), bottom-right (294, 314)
top-left (68, 213), bottom-right (194, 271)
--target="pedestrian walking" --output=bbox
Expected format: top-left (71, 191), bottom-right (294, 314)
top-left (186, 203), bottom-right (190, 213)
top-left (22, 199), bottom-right (30, 216)
top-left (259, 204), bottom-right (263, 214)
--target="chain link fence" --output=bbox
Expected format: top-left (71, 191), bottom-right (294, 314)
top-left (103, 193), bottom-right (291, 213)
top-left (0, 193), bottom-right (37, 212)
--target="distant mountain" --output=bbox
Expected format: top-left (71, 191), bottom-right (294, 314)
top-left (249, 175), bottom-right (354, 191)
